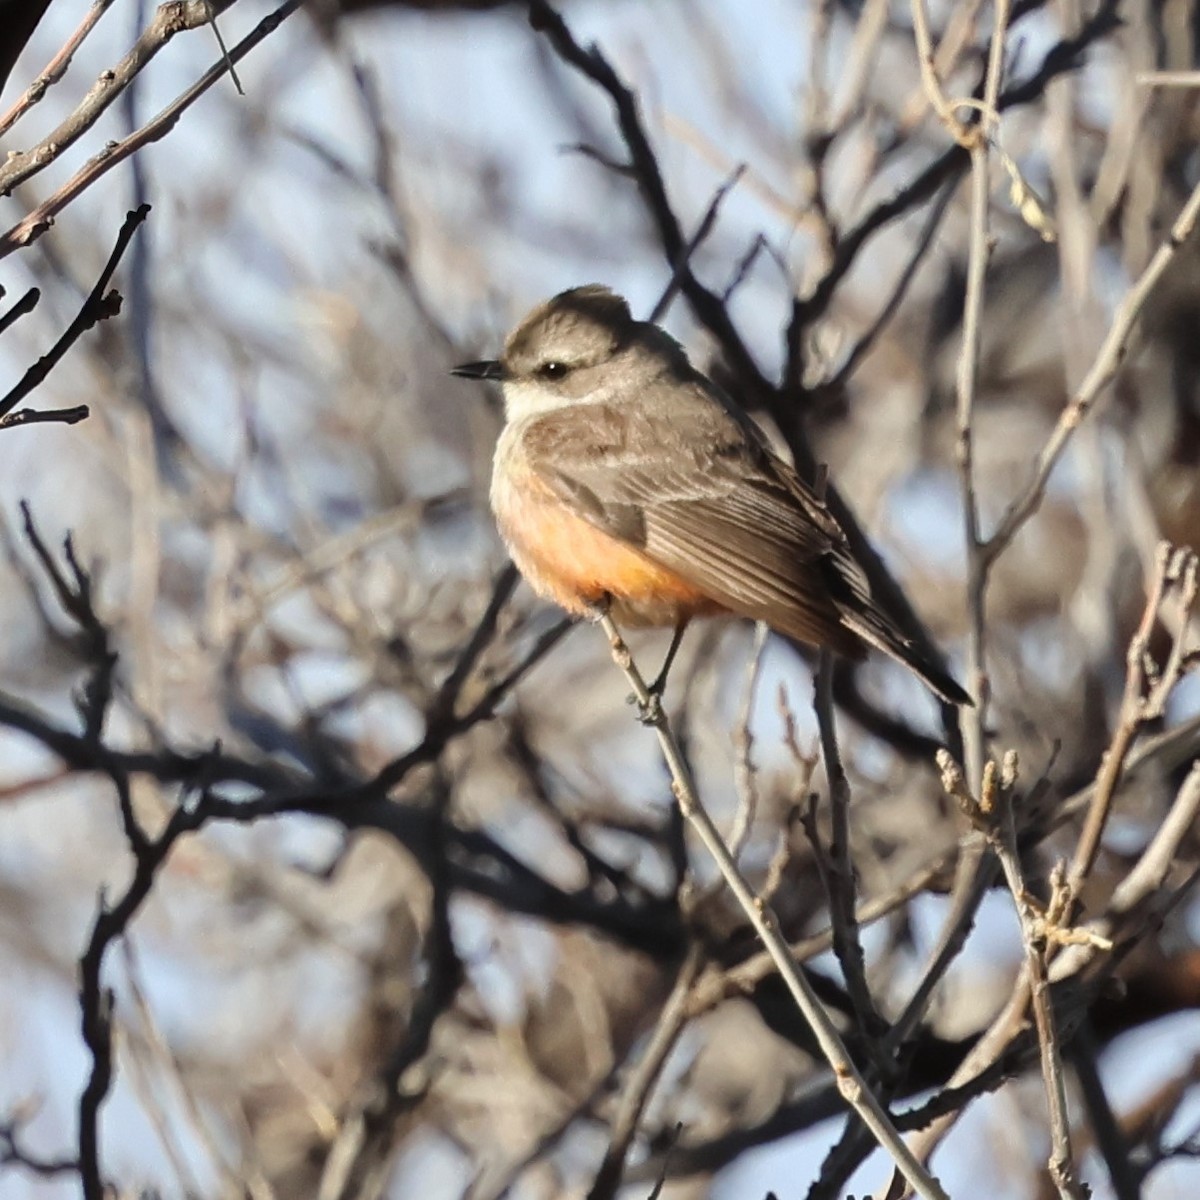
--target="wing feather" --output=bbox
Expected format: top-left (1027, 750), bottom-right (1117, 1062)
top-left (521, 397), bottom-right (863, 653)
top-left (507, 365), bottom-right (971, 706)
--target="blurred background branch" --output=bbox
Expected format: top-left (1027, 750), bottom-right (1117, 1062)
top-left (0, 1), bottom-right (1195, 1198)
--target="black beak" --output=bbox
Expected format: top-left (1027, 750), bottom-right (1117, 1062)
top-left (451, 359), bottom-right (505, 382)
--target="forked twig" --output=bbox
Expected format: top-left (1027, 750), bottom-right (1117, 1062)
top-left (0, 1), bottom-right (302, 261)
top-left (597, 614), bottom-right (950, 1200)
top-left (0, 205), bottom-right (150, 428)
top-left (1069, 543), bottom-right (1199, 896)
top-left (985, 184), bottom-right (1200, 564)
top-left (939, 752), bottom-right (1092, 1198)
top-left (0, 0), bottom-right (119, 138)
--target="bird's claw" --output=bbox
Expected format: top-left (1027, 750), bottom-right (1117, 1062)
top-left (586, 595), bottom-right (613, 622)
top-left (628, 687), bottom-right (665, 725)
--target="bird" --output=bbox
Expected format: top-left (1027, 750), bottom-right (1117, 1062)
top-left (452, 285), bottom-right (971, 707)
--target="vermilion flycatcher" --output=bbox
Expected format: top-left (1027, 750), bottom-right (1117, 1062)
top-left (453, 285), bottom-right (970, 706)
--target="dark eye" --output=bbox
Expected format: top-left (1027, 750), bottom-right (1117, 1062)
top-left (538, 361), bottom-right (570, 380)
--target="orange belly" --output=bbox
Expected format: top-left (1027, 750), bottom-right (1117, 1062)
top-left (493, 465), bottom-right (723, 628)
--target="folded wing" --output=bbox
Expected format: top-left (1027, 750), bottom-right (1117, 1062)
top-left (520, 394), bottom-right (865, 656)
top-left (518, 389), bottom-right (972, 707)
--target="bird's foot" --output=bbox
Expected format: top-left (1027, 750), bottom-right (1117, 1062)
top-left (636, 621), bottom-right (687, 719)
top-left (628, 687), bottom-right (665, 726)
top-left (585, 594), bottom-right (612, 623)
top-left (645, 662), bottom-right (670, 701)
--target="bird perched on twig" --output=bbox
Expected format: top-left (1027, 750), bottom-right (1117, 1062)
top-left (453, 285), bottom-right (970, 707)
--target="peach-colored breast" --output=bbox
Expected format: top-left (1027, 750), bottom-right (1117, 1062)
top-left (492, 460), bottom-right (724, 628)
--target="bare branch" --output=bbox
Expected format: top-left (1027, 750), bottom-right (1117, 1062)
top-left (0, 0), bottom-right (238, 198)
top-left (0, 204), bottom-right (149, 423)
top-left (986, 185), bottom-right (1200, 563)
top-left (596, 613), bottom-right (951, 1200)
top-left (586, 945), bottom-right (702, 1200)
top-left (0, 0), bottom-right (118, 138)
top-left (814, 650), bottom-right (886, 1051)
top-left (0, 0), bottom-right (302, 259)
top-left (0, 403), bottom-right (88, 428)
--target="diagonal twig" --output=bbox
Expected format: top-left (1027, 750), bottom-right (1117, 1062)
top-left (0, 0), bottom-right (237, 198)
top-left (984, 184), bottom-right (1200, 565)
top-left (0, 0), bottom-right (119, 138)
top-left (0, 1), bottom-right (302, 260)
top-left (0, 204), bottom-right (150, 424)
top-left (596, 614), bottom-right (950, 1200)
top-left (586, 944), bottom-right (703, 1200)
top-left (814, 650), bottom-right (887, 1053)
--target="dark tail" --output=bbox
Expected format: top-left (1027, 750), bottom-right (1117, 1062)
top-left (840, 609), bottom-right (973, 707)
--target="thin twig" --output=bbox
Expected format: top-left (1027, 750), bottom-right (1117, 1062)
top-left (814, 650), bottom-right (886, 1048)
top-left (203, 0), bottom-right (244, 95)
top-left (1068, 544), bottom-right (1199, 896)
top-left (0, 1), bottom-right (303, 260)
top-left (884, 842), bottom-right (994, 1056)
top-left (880, 0), bottom-right (1014, 1128)
top-left (251, 490), bottom-right (471, 610)
top-left (1135, 70), bottom-right (1200, 87)
top-left (78, 791), bottom-right (212, 1200)
top-left (0, 0), bottom-right (119, 138)
top-left (1070, 1024), bottom-right (1139, 1200)
top-left (316, 774), bottom-right (461, 1200)
top-left (725, 621), bottom-right (770, 865)
top-left (0, 287), bottom-right (40, 336)
top-left (649, 165), bottom-right (745, 325)
top-left (118, 939), bottom-right (240, 1194)
top-left (690, 853), bottom-right (947, 1014)
top-left (826, 179), bottom-right (957, 392)
top-left (527, 0), bottom-right (768, 395)
top-left (985, 181), bottom-right (1200, 564)
top-left (19, 504), bottom-right (118, 746)
top-left (0, 404), bottom-right (89, 429)
top-left (0, 0), bottom-right (238, 198)
top-left (910, 0), bottom-right (974, 142)
top-left (940, 752), bottom-right (1087, 1197)
top-left (428, 563), bottom-right (520, 723)
top-left (596, 614), bottom-right (950, 1200)
top-left (947, 0), bottom-right (1010, 786)
top-left (0, 1112), bottom-right (78, 1179)
top-left (1103, 761), bottom-right (1200, 918)
top-left (586, 945), bottom-right (703, 1200)
top-left (1051, 712), bottom-right (1200, 834)
top-left (0, 205), bottom-right (150, 422)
